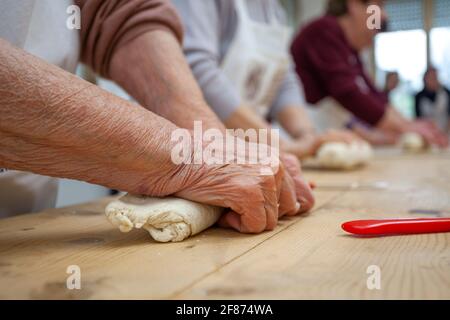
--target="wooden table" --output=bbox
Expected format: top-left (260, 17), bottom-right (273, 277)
top-left (0, 148), bottom-right (449, 299)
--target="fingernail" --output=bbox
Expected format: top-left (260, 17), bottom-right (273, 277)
top-left (295, 201), bottom-right (301, 212)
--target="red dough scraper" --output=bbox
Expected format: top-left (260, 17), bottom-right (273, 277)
top-left (342, 218), bottom-right (450, 236)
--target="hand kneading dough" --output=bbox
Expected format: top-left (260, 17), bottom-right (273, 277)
top-left (105, 194), bottom-right (223, 242)
top-left (305, 141), bottom-right (373, 169)
top-left (400, 132), bottom-right (428, 152)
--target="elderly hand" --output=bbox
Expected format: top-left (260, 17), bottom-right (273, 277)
top-left (280, 153), bottom-right (315, 214)
top-left (174, 138), bottom-right (314, 233)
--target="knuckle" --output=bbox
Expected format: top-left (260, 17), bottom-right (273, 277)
top-left (265, 220), bottom-right (277, 231)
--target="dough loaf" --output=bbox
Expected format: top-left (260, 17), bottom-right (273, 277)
top-left (105, 194), bottom-right (223, 242)
top-left (304, 141), bottom-right (373, 170)
top-left (400, 132), bottom-right (428, 152)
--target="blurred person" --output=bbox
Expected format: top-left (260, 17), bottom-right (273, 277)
top-left (384, 71), bottom-right (399, 95)
top-left (291, 0), bottom-right (448, 148)
top-left (415, 67), bottom-right (450, 133)
top-left (347, 71), bottom-right (400, 145)
top-left (0, 0), bottom-right (314, 233)
top-left (171, 0), bottom-right (362, 162)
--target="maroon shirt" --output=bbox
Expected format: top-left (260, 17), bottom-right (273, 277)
top-left (291, 15), bottom-right (388, 126)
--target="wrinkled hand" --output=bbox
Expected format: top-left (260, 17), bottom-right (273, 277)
top-left (175, 139), bottom-right (304, 233)
top-left (280, 153), bottom-right (315, 214)
top-left (407, 120), bottom-right (448, 148)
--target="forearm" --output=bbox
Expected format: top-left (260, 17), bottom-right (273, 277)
top-left (282, 139), bottom-right (316, 159)
top-left (376, 106), bottom-right (410, 134)
top-left (0, 39), bottom-right (184, 196)
top-left (224, 105), bottom-right (271, 131)
top-left (351, 122), bottom-right (397, 145)
top-left (109, 31), bottom-right (224, 131)
top-left (277, 105), bottom-right (316, 139)
top-left (224, 105), bottom-right (296, 149)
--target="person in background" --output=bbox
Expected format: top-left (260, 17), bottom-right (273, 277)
top-left (0, 0), bottom-right (314, 233)
top-left (415, 67), bottom-right (450, 133)
top-left (347, 71), bottom-right (400, 145)
top-left (291, 0), bottom-right (448, 148)
top-left (384, 71), bottom-right (399, 96)
top-left (171, 0), bottom-right (361, 162)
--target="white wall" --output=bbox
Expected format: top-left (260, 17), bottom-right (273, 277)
top-left (298, 0), bottom-right (327, 25)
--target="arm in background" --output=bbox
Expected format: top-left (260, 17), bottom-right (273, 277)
top-left (77, 0), bottom-right (224, 131)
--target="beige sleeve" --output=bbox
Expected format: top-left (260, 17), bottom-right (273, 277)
top-left (76, 0), bottom-right (183, 78)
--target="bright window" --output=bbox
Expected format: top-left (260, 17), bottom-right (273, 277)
top-left (430, 27), bottom-right (450, 88)
top-left (375, 30), bottom-right (427, 91)
top-left (374, 30), bottom-right (427, 118)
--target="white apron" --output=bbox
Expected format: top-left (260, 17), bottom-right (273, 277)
top-left (0, 0), bottom-right (79, 217)
top-left (305, 54), bottom-right (368, 132)
top-left (221, 0), bottom-right (292, 118)
top-left (305, 98), bottom-right (353, 133)
top-left (419, 89), bottom-right (449, 132)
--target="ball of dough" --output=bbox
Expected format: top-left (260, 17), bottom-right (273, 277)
top-left (315, 141), bottom-right (373, 169)
top-left (354, 141), bottom-right (373, 163)
top-left (400, 132), bottom-right (427, 152)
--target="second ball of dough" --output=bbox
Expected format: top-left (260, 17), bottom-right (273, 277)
top-left (314, 141), bottom-right (373, 169)
top-left (400, 132), bottom-right (428, 152)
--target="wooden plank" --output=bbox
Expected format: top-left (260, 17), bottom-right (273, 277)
top-left (174, 154), bottom-right (450, 299)
top-left (0, 186), bottom-right (340, 299)
top-left (374, 146), bottom-right (450, 160)
top-left (1, 148), bottom-right (448, 299)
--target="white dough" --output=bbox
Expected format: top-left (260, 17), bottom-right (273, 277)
top-left (105, 194), bottom-right (223, 242)
top-left (304, 141), bottom-right (373, 170)
top-left (400, 132), bottom-right (428, 152)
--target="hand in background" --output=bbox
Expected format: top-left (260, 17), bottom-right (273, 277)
top-left (408, 120), bottom-right (449, 148)
top-left (280, 153), bottom-right (315, 214)
top-left (284, 129), bottom-right (363, 159)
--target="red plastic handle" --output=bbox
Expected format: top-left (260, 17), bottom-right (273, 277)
top-left (342, 218), bottom-right (450, 236)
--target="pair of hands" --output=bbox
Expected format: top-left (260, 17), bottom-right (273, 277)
top-left (174, 138), bottom-right (314, 233)
top-left (348, 119), bottom-right (448, 148)
top-left (370, 120), bottom-right (448, 147)
top-left (406, 120), bottom-right (449, 148)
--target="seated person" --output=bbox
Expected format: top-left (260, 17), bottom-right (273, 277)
top-left (291, 0), bottom-right (448, 148)
top-left (415, 67), bottom-right (450, 133)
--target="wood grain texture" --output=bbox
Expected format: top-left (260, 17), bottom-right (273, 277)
top-left (0, 148), bottom-right (449, 299)
top-left (177, 152), bottom-right (450, 299)
top-left (0, 191), bottom-right (339, 299)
